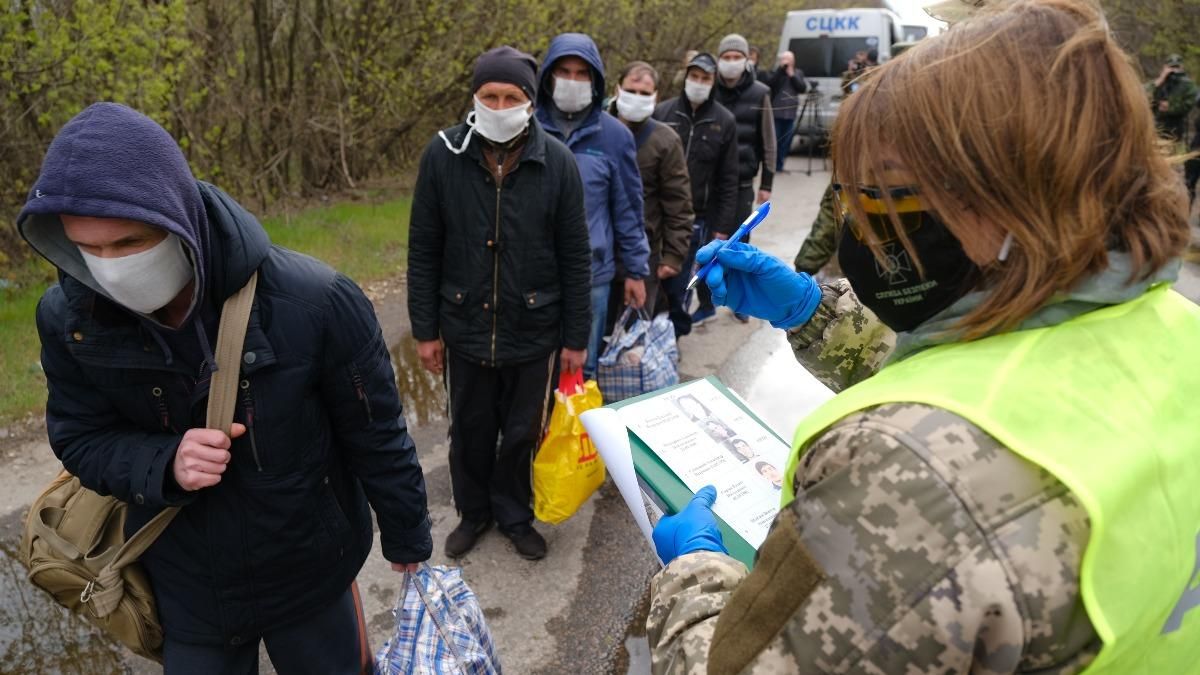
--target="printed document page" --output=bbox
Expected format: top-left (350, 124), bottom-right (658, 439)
top-left (617, 379), bottom-right (791, 548)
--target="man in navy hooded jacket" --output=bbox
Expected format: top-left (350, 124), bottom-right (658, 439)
top-left (536, 33), bottom-right (651, 378)
top-left (18, 103), bottom-right (432, 673)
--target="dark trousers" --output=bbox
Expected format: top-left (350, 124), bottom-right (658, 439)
top-left (446, 349), bottom-right (557, 529)
top-left (695, 183), bottom-right (755, 313)
top-left (775, 117), bottom-right (796, 172)
top-left (663, 218), bottom-right (706, 337)
top-left (163, 583), bottom-right (371, 675)
top-left (1187, 155), bottom-right (1200, 204)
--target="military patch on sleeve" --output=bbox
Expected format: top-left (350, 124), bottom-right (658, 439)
top-left (707, 509), bottom-right (825, 674)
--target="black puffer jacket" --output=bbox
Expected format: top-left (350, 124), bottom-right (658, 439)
top-left (29, 185), bottom-right (432, 646)
top-left (715, 71), bottom-right (776, 190)
top-left (653, 97), bottom-right (740, 235)
top-left (408, 118), bottom-right (592, 365)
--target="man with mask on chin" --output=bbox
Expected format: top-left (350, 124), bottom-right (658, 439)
top-left (606, 60), bottom-right (694, 321)
top-left (535, 33), bottom-right (651, 379)
top-left (409, 46), bottom-right (592, 560)
top-left (19, 102), bottom-right (432, 673)
top-left (653, 52), bottom-right (739, 339)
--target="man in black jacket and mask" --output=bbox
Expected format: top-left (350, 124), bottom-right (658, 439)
top-left (20, 102), bottom-right (432, 673)
top-left (713, 33), bottom-right (776, 323)
top-left (654, 52), bottom-right (739, 338)
top-left (408, 46), bottom-right (592, 561)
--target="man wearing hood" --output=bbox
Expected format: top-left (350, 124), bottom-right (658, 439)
top-left (19, 103), bottom-right (432, 672)
top-left (409, 47), bottom-right (592, 561)
top-left (653, 53), bottom-right (739, 338)
top-left (606, 60), bottom-right (694, 319)
top-left (536, 33), bottom-right (652, 379)
top-left (711, 33), bottom-right (776, 324)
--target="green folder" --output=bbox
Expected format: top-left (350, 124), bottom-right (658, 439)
top-left (606, 375), bottom-right (790, 570)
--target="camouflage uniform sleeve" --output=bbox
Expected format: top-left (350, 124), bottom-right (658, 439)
top-left (646, 552), bottom-right (748, 675)
top-left (786, 279), bottom-right (895, 392)
top-left (793, 184), bottom-right (841, 275)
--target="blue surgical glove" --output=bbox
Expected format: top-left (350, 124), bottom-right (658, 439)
top-left (652, 485), bottom-right (728, 564)
top-left (696, 241), bottom-right (822, 329)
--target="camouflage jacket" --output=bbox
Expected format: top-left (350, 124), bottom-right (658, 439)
top-left (647, 256), bottom-right (1179, 674)
top-left (1147, 72), bottom-right (1199, 120)
top-left (793, 183), bottom-right (842, 278)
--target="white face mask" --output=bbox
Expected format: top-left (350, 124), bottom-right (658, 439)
top-left (616, 89), bottom-right (657, 123)
top-left (718, 57), bottom-right (748, 80)
top-left (79, 232), bottom-right (193, 314)
top-left (684, 79), bottom-right (713, 105)
top-left (473, 96), bottom-right (532, 144)
top-left (553, 76), bottom-right (593, 113)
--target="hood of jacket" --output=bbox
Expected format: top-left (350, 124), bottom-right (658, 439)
top-left (17, 103), bottom-right (268, 327)
top-left (890, 252), bottom-right (1183, 362)
top-left (537, 33), bottom-right (606, 121)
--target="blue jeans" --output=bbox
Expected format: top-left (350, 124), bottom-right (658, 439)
top-left (585, 282), bottom-right (611, 379)
top-left (775, 117), bottom-right (797, 172)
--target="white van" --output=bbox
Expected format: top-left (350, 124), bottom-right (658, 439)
top-left (776, 8), bottom-right (907, 144)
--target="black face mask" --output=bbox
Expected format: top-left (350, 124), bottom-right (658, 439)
top-left (837, 211), bottom-right (981, 332)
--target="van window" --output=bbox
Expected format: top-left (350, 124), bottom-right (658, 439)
top-left (789, 37), bottom-right (879, 79)
top-left (902, 25), bottom-right (928, 41)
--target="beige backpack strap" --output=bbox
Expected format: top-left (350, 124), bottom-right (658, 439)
top-left (95, 273), bottom-right (259, 598)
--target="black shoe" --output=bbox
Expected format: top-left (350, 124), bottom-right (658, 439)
top-left (445, 518), bottom-right (492, 558)
top-left (502, 523), bottom-right (547, 560)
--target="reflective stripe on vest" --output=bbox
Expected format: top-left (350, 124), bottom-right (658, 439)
top-left (784, 285), bottom-right (1200, 672)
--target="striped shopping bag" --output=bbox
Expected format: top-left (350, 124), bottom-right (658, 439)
top-left (374, 564), bottom-right (500, 674)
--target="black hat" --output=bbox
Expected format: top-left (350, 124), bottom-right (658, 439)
top-left (473, 46), bottom-right (539, 100)
top-left (687, 52), bottom-right (718, 74)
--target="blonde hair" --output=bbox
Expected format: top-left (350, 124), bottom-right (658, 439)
top-left (833, 0), bottom-right (1189, 339)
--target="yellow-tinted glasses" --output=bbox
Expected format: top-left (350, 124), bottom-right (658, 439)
top-left (832, 183), bottom-right (927, 243)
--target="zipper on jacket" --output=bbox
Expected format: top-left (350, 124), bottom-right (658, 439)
top-left (349, 363), bottom-right (373, 423)
top-left (152, 387), bottom-right (171, 432)
top-left (490, 156), bottom-right (503, 365)
top-left (240, 379), bottom-right (263, 472)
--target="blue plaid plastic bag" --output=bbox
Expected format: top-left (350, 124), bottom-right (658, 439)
top-left (374, 564), bottom-right (501, 675)
top-left (597, 307), bottom-right (679, 403)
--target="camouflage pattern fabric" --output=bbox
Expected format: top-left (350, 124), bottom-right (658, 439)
top-left (793, 183), bottom-right (842, 277)
top-left (785, 279), bottom-right (894, 392)
top-left (648, 402), bottom-right (1102, 674)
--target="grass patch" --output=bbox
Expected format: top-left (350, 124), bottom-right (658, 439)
top-left (0, 195), bottom-right (411, 427)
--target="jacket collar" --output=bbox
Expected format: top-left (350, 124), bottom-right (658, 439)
top-left (535, 104), bottom-right (603, 147)
top-left (890, 253), bottom-right (1183, 363)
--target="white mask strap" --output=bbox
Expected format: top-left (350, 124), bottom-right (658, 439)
top-left (438, 111), bottom-right (477, 155)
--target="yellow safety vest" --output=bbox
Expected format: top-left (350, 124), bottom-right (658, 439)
top-left (785, 285), bottom-right (1200, 673)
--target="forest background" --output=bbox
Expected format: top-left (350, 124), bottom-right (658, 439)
top-left (0, 0), bottom-right (1193, 274)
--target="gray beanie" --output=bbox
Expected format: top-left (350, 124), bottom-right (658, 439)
top-left (718, 34), bottom-right (750, 58)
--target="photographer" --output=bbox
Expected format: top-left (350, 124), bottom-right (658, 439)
top-left (764, 51), bottom-right (808, 173)
top-left (1148, 54), bottom-right (1197, 142)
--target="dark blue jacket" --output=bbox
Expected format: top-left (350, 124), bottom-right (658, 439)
top-left (535, 33), bottom-right (650, 285)
top-left (18, 103), bottom-right (431, 646)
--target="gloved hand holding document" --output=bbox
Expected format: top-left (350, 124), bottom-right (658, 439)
top-left (582, 376), bottom-right (829, 568)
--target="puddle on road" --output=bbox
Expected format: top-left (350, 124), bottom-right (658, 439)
top-left (0, 540), bottom-right (129, 674)
top-left (390, 335), bottom-right (447, 428)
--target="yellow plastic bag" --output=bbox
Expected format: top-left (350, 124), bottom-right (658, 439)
top-left (533, 370), bottom-right (605, 524)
